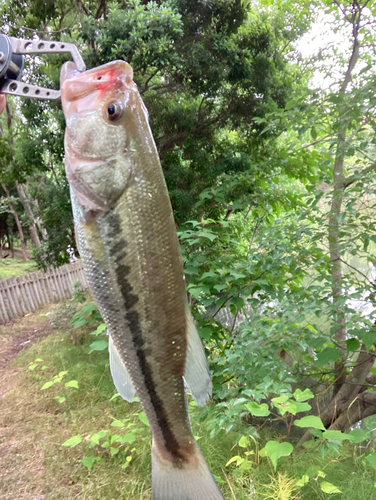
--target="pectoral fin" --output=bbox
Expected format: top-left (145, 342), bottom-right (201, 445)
top-left (109, 334), bottom-right (136, 402)
top-left (184, 310), bottom-right (212, 406)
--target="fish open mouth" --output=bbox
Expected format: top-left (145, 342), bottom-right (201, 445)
top-left (61, 60), bottom-right (134, 105)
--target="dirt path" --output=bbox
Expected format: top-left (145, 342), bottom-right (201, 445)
top-left (0, 307), bottom-right (59, 500)
top-left (0, 317), bottom-right (55, 371)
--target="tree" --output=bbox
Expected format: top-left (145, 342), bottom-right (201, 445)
top-left (0, 0), bottom-right (313, 264)
top-left (297, 0), bottom-right (376, 438)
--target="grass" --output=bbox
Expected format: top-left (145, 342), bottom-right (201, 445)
top-left (1, 303), bottom-right (376, 499)
top-left (0, 257), bottom-right (38, 280)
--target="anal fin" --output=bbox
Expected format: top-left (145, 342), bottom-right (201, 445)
top-left (109, 334), bottom-right (136, 402)
top-left (184, 310), bottom-right (212, 407)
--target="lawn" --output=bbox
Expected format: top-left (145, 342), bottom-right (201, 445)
top-left (1, 303), bottom-right (376, 500)
top-left (0, 257), bottom-right (38, 280)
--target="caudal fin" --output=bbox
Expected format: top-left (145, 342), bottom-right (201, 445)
top-left (151, 442), bottom-right (224, 500)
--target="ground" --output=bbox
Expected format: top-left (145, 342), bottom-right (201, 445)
top-left (1, 303), bottom-right (376, 500)
top-left (0, 256), bottom-right (38, 280)
top-left (0, 306), bottom-right (58, 500)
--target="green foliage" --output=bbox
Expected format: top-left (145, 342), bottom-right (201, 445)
top-left (71, 302), bottom-right (103, 330)
top-left (264, 441), bottom-right (293, 471)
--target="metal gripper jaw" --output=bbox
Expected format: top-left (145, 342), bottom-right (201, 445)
top-left (0, 34), bottom-right (86, 101)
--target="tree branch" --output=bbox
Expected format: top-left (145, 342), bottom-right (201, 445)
top-left (333, 0), bottom-right (353, 24)
top-left (141, 68), bottom-right (160, 93)
top-left (344, 161), bottom-right (376, 188)
top-left (298, 342), bottom-right (376, 445)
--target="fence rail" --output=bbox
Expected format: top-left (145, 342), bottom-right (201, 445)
top-left (0, 261), bottom-right (88, 324)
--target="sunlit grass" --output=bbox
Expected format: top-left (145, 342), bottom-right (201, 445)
top-left (0, 256), bottom-right (38, 280)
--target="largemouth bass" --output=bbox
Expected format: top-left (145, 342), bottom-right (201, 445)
top-left (60, 60), bottom-right (224, 500)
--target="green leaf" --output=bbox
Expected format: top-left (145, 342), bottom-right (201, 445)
top-left (226, 455), bottom-right (242, 466)
top-left (110, 393), bottom-right (121, 401)
top-left (320, 481), bottom-right (341, 494)
top-left (358, 330), bottom-right (376, 351)
top-left (62, 435), bottom-right (82, 448)
top-left (198, 327), bottom-right (212, 342)
top-left (82, 456), bottom-right (97, 469)
top-left (346, 338), bottom-right (360, 352)
top-left (322, 430), bottom-right (348, 442)
top-left (121, 432), bottom-right (136, 444)
top-left (293, 388), bottom-right (314, 401)
top-left (212, 474), bottom-right (226, 484)
top-left (366, 453), bottom-right (376, 469)
top-left (201, 271), bottom-right (217, 279)
top-left (41, 380), bottom-right (57, 390)
top-left (265, 441), bottom-right (293, 471)
top-left (285, 100), bottom-right (296, 110)
top-left (89, 340), bottom-right (109, 353)
top-left (90, 430), bottom-right (108, 445)
top-left (348, 429), bottom-right (370, 443)
top-left (238, 435), bottom-right (250, 448)
top-left (65, 380), bottom-right (79, 389)
top-left (306, 465), bottom-right (325, 478)
top-left (231, 296), bottom-right (244, 309)
top-left (188, 287), bottom-right (204, 299)
top-left (308, 337), bottom-right (327, 349)
top-left (296, 474), bottom-right (309, 487)
top-left (316, 347), bottom-right (340, 367)
top-left (294, 416), bottom-right (325, 430)
top-left (271, 395), bottom-right (289, 404)
top-left (29, 363), bottom-right (38, 371)
top-left (274, 400), bottom-right (297, 416)
top-left (138, 412), bottom-right (150, 427)
top-left (229, 272), bottom-right (246, 280)
top-left (91, 323), bottom-right (107, 336)
top-left (295, 402), bottom-right (311, 413)
top-left (196, 230), bottom-right (217, 242)
top-left (245, 402), bottom-right (270, 417)
top-left (54, 396), bottom-right (66, 403)
top-left (111, 420), bottom-right (125, 428)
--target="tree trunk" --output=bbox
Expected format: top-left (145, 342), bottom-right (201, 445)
top-left (298, 341), bottom-right (376, 445)
top-left (8, 233), bottom-right (14, 258)
top-left (3, 101), bottom-right (43, 252)
top-left (25, 178), bottom-right (49, 241)
top-left (329, 23), bottom-right (360, 396)
top-left (15, 181), bottom-right (42, 249)
top-left (1, 184), bottom-right (29, 260)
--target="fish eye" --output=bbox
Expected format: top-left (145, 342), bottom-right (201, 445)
top-left (106, 102), bottom-right (123, 121)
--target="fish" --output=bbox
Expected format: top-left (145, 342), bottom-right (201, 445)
top-left (60, 60), bottom-right (224, 500)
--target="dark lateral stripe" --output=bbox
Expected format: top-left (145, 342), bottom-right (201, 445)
top-left (107, 212), bottom-right (183, 460)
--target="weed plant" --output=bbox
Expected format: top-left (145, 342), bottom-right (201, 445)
top-left (1, 306), bottom-right (376, 499)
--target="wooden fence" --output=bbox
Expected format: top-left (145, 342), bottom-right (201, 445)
top-left (0, 261), bottom-right (88, 324)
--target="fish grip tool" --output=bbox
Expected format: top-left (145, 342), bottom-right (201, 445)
top-left (0, 34), bottom-right (86, 100)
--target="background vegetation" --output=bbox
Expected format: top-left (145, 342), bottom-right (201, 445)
top-left (1, 0), bottom-right (376, 498)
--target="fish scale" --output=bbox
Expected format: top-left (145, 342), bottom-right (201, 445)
top-left (62, 59), bottom-right (224, 499)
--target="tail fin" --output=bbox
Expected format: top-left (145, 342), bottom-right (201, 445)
top-left (151, 442), bottom-right (224, 500)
